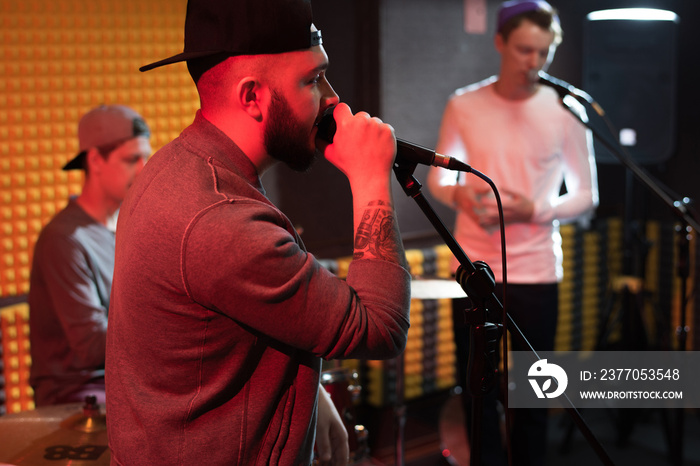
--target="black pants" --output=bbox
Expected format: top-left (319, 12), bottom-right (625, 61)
top-left (453, 282), bottom-right (558, 466)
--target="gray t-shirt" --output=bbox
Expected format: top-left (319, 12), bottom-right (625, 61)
top-left (28, 198), bottom-right (114, 406)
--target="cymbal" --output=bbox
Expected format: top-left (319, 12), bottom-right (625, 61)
top-left (411, 279), bottom-right (467, 300)
top-left (0, 400), bottom-right (110, 465)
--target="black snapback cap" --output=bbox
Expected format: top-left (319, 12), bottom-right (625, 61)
top-left (140, 0), bottom-right (322, 72)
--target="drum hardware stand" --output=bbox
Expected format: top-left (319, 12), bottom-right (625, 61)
top-left (556, 88), bottom-right (700, 466)
top-left (392, 159), bottom-right (615, 466)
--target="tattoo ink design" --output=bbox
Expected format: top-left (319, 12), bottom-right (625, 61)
top-left (355, 208), bottom-right (380, 250)
top-left (354, 200), bottom-right (402, 263)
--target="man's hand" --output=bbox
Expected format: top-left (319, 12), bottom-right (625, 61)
top-left (320, 103), bottom-right (396, 192)
top-left (453, 184), bottom-right (482, 224)
top-left (315, 385), bottom-right (349, 466)
top-left (454, 186), bottom-right (534, 230)
top-left (319, 103), bottom-right (406, 267)
top-left (496, 189), bottom-right (534, 225)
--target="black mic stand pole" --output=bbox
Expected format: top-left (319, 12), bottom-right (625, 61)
top-left (557, 96), bottom-right (699, 466)
top-left (393, 162), bottom-right (498, 466)
top-left (670, 220), bottom-right (692, 466)
top-left (392, 160), bottom-right (615, 466)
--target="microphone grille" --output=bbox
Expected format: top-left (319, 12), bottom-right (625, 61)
top-left (316, 106), bottom-right (337, 143)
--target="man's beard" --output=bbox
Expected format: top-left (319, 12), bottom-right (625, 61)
top-left (264, 91), bottom-right (319, 173)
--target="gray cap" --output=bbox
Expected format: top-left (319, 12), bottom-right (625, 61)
top-left (63, 105), bottom-right (150, 171)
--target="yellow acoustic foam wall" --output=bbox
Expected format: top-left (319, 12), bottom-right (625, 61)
top-left (0, 0), bottom-right (199, 297)
top-left (0, 302), bottom-right (33, 413)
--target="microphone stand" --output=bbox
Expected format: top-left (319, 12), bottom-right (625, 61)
top-left (391, 160), bottom-right (615, 466)
top-left (556, 93), bottom-right (699, 466)
top-left (559, 99), bottom-right (699, 234)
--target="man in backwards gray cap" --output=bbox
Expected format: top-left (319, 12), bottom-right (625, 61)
top-left (29, 104), bottom-right (151, 407)
top-left (105, 1), bottom-right (411, 465)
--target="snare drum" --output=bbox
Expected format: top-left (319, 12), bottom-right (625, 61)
top-left (319, 367), bottom-right (369, 464)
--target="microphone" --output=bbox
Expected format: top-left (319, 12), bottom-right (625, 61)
top-left (538, 71), bottom-right (605, 116)
top-left (316, 108), bottom-right (471, 172)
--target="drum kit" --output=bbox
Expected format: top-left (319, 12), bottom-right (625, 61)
top-left (314, 278), bottom-right (470, 465)
top-left (317, 367), bottom-right (371, 465)
top-left (0, 384), bottom-right (369, 466)
top-left (0, 396), bottom-right (109, 465)
top-left (0, 279), bottom-right (467, 466)
top-left (314, 278), bottom-right (469, 465)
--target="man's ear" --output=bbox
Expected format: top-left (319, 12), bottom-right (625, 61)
top-left (236, 77), bottom-right (267, 122)
top-left (85, 147), bottom-right (104, 175)
top-left (494, 33), bottom-right (505, 53)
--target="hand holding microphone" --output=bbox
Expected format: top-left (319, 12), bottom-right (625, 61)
top-left (316, 105), bottom-right (471, 172)
top-left (316, 103), bottom-right (397, 185)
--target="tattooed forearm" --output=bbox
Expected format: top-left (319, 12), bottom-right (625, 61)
top-left (354, 200), bottom-right (406, 266)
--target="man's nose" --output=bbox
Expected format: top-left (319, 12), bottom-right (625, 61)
top-left (321, 76), bottom-right (340, 108)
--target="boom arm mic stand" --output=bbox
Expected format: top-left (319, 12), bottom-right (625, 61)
top-left (554, 84), bottom-right (699, 466)
top-left (391, 160), bottom-right (615, 466)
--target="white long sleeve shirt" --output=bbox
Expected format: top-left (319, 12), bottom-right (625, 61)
top-left (428, 77), bottom-right (599, 283)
